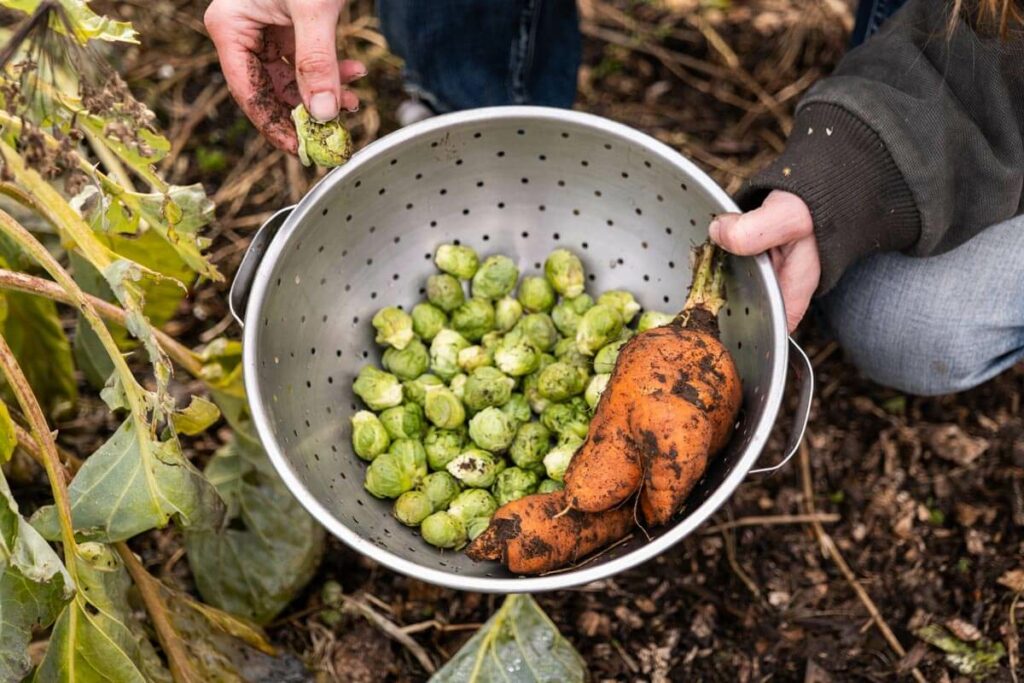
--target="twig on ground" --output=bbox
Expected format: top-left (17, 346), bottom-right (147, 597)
top-left (1009, 590), bottom-right (1021, 683)
top-left (701, 512), bottom-right (840, 535)
top-left (721, 509), bottom-right (760, 598)
top-left (398, 620), bottom-right (483, 636)
top-left (345, 594), bottom-right (436, 674)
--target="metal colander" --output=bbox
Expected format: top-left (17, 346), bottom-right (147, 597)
top-left (230, 107), bottom-right (813, 593)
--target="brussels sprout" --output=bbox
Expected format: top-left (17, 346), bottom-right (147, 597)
top-left (379, 403), bottom-right (426, 440)
top-left (371, 307), bottom-right (415, 350)
top-left (576, 304), bottom-right (624, 356)
top-left (403, 374), bottom-right (444, 406)
top-left (597, 290), bottom-right (641, 324)
top-left (493, 334), bottom-right (540, 377)
top-left (448, 489), bottom-right (499, 525)
top-left (537, 362), bottom-right (587, 402)
top-left (544, 249), bottom-right (585, 298)
top-left (435, 244), bottom-right (480, 280)
top-left (468, 407), bottom-right (517, 452)
top-left (429, 329), bottom-right (471, 380)
top-left (420, 511), bottom-right (467, 549)
top-left (516, 314), bottom-right (559, 352)
top-left (457, 345), bottom-right (492, 372)
top-left (509, 422), bottom-right (551, 470)
top-left (541, 400), bottom-right (589, 440)
top-left (389, 438), bottom-right (428, 477)
top-left (353, 366), bottom-right (403, 411)
top-left (500, 393), bottom-right (531, 427)
top-left (449, 374), bottom-right (467, 402)
top-left (424, 426), bottom-right (466, 471)
top-left (365, 451), bottom-right (416, 499)
top-left (423, 385), bottom-right (466, 430)
top-left (617, 327), bottom-right (635, 343)
top-left (517, 276), bottom-right (556, 313)
top-left (420, 471), bottom-right (461, 511)
top-left (466, 516), bottom-right (492, 541)
top-left (494, 297), bottom-right (524, 332)
top-left (446, 449), bottom-right (503, 488)
top-left (350, 411), bottom-right (390, 461)
top-left (292, 104), bottom-right (353, 167)
top-left (426, 273), bottom-right (465, 313)
top-left (411, 303), bottom-right (447, 341)
top-left (463, 367), bottom-right (515, 413)
top-left (553, 337), bottom-right (591, 372)
top-left (543, 436), bottom-right (583, 482)
top-left (480, 331), bottom-right (503, 350)
top-left (492, 467), bottom-right (540, 506)
top-left (522, 372), bottom-right (550, 415)
top-left (450, 297), bottom-right (495, 342)
top-left (471, 255), bottom-right (519, 299)
top-left (637, 310), bottom-right (675, 332)
top-left (551, 293), bottom-right (594, 337)
top-left (594, 339), bottom-right (628, 374)
top-left (382, 339), bottom-right (429, 381)
top-left (537, 478), bottom-right (565, 493)
top-left (394, 491), bottom-right (433, 526)
top-left (585, 373), bottom-right (611, 409)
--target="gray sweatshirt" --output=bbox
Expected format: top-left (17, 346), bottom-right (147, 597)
top-left (736, 0), bottom-right (1024, 292)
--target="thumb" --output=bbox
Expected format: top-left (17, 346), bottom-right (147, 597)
top-left (291, 0), bottom-right (343, 121)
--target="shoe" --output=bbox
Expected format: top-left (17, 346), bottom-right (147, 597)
top-left (396, 99), bottom-right (436, 127)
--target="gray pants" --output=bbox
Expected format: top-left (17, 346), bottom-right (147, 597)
top-left (819, 214), bottom-right (1024, 395)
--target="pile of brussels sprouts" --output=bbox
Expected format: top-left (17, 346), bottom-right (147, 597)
top-left (350, 244), bottom-right (675, 550)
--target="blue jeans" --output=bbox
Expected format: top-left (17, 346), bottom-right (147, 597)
top-left (378, 0), bottom-right (1024, 396)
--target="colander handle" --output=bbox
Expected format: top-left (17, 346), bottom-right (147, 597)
top-left (748, 337), bottom-right (814, 475)
top-left (229, 206), bottom-right (294, 327)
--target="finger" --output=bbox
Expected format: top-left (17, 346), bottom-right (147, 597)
top-left (221, 47), bottom-right (297, 153)
top-left (291, 0), bottom-right (344, 121)
top-left (709, 190), bottom-right (813, 256)
top-left (339, 59), bottom-right (367, 84)
top-left (265, 61), bottom-right (301, 107)
top-left (774, 238), bottom-right (820, 332)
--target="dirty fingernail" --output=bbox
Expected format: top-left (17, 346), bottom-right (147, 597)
top-left (347, 103), bottom-right (360, 113)
top-left (309, 92), bottom-right (339, 122)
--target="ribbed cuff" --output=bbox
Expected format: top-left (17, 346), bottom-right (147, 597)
top-left (735, 102), bottom-right (921, 294)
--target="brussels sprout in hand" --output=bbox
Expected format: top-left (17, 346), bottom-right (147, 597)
top-left (493, 333), bottom-right (540, 377)
top-left (403, 374), bottom-right (444, 406)
top-left (450, 298), bottom-right (495, 342)
top-left (517, 276), bottom-right (556, 313)
top-left (350, 411), bottom-right (390, 461)
top-left (394, 491), bottom-right (433, 526)
top-left (420, 471), bottom-right (461, 510)
top-left (593, 339), bottom-right (628, 374)
top-left (435, 244), bottom-right (480, 280)
top-left (429, 329), bottom-right (471, 380)
top-left (509, 422), bottom-right (551, 471)
top-left (537, 361), bottom-right (587, 402)
top-left (537, 479), bottom-right (564, 493)
top-left (463, 366), bottom-right (515, 413)
top-left (500, 393), bottom-right (532, 427)
top-left (424, 385), bottom-right (466, 430)
top-left (494, 297), bottom-right (523, 332)
top-left (379, 403), bottom-right (426, 440)
top-left (471, 255), bottom-right (519, 299)
top-left (516, 313), bottom-right (559, 352)
top-left (576, 304), bottom-right (624, 355)
top-left (292, 104), bottom-right (353, 168)
top-left (585, 373), bottom-right (611, 409)
top-left (637, 310), bottom-right (675, 332)
top-left (447, 449), bottom-right (503, 488)
top-left (468, 407), bottom-right (517, 452)
top-left (544, 249), bottom-right (585, 297)
top-left (543, 436), bottom-right (582, 482)
top-left (551, 293), bottom-right (594, 337)
top-left (365, 451), bottom-right (416, 499)
top-left (372, 307), bottom-right (415, 350)
top-left (420, 511), bottom-right (468, 549)
top-left (353, 366), bottom-right (403, 411)
top-left (424, 426), bottom-right (466, 470)
top-left (448, 489), bottom-right (499, 525)
top-left (411, 303), bottom-right (447, 341)
top-left (382, 339), bottom-right (429, 381)
top-left (493, 466), bottom-right (540, 506)
top-left (597, 290), bottom-right (641, 324)
top-left (426, 273), bottom-right (465, 313)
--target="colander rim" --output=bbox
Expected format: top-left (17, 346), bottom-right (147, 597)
top-left (242, 105), bottom-right (788, 593)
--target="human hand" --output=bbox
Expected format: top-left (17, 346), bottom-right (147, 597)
top-left (709, 190), bottom-right (820, 332)
top-left (205, 0), bottom-right (365, 154)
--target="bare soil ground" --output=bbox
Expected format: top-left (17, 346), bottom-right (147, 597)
top-left (106, 0), bottom-right (1024, 680)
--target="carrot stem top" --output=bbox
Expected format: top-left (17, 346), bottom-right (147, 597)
top-left (681, 241), bottom-right (727, 318)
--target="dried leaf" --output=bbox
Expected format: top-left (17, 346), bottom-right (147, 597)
top-left (429, 595), bottom-right (586, 682)
top-left (926, 425), bottom-right (988, 466)
top-left (997, 569), bottom-right (1024, 593)
top-left (0, 470), bottom-right (74, 681)
top-left (31, 417), bottom-right (225, 542)
top-left (34, 542), bottom-right (170, 683)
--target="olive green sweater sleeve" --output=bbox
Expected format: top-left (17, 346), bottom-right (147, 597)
top-left (736, 0), bottom-right (1024, 293)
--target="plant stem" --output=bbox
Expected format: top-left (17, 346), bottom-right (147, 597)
top-left (15, 422), bottom-right (82, 475)
top-left (0, 268), bottom-right (203, 377)
top-left (115, 543), bottom-right (199, 683)
top-left (680, 240), bottom-right (727, 317)
top-left (0, 333), bottom-right (78, 572)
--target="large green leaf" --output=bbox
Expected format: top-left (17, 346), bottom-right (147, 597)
top-left (31, 418), bottom-right (225, 542)
top-left (430, 595), bottom-right (586, 683)
top-left (2, 0), bottom-right (138, 44)
top-left (33, 542), bottom-right (170, 683)
top-left (184, 430), bottom-right (324, 625)
top-left (128, 185), bottom-right (218, 281)
top-left (0, 290), bottom-right (77, 417)
top-left (0, 470), bottom-right (74, 682)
